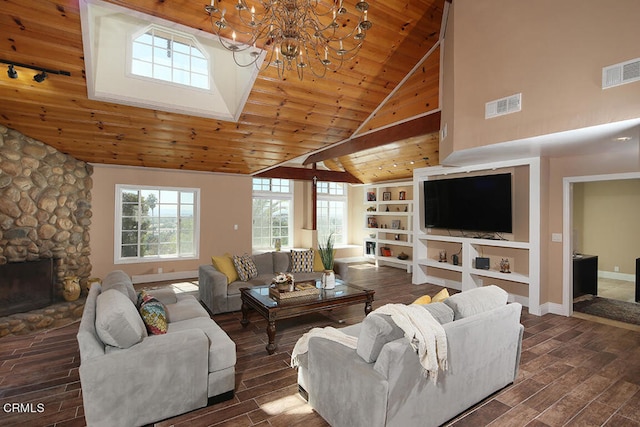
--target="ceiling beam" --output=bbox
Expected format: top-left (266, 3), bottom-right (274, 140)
top-left (254, 166), bottom-right (363, 184)
top-left (303, 111), bottom-right (441, 165)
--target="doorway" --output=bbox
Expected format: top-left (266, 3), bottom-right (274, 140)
top-left (563, 173), bottom-right (640, 322)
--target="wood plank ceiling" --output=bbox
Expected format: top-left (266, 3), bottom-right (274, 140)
top-left (0, 0), bottom-right (444, 183)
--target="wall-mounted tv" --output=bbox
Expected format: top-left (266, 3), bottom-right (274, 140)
top-left (424, 173), bottom-right (513, 233)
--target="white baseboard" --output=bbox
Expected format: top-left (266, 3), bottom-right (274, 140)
top-left (598, 270), bottom-right (635, 282)
top-left (132, 270), bottom-right (198, 284)
top-left (509, 293), bottom-right (529, 308)
top-left (538, 302), bottom-right (566, 316)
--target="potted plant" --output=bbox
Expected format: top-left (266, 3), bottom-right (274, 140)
top-left (318, 234), bottom-right (336, 289)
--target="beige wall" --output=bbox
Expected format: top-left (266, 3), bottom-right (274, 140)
top-left (90, 165), bottom-right (252, 280)
top-left (444, 0), bottom-right (640, 154)
top-left (573, 179), bottom-right (640, 274)
top-left (90, 166), bottom-right (364, 280)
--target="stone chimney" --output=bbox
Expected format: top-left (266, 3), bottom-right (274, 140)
top-left (0, 125), bottom-right (93, 299)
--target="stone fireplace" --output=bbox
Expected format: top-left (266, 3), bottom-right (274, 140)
top-left (0, 125), bottom-right (93, 335)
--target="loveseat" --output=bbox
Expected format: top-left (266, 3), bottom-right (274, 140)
top-left (77, 270), bottom-right (236, 427)
top-left (199, 250), bottom-right (350, 314)
top-left (296, 285), bottom-right (524, 427)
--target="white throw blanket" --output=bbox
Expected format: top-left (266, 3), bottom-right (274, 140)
top-left (291, 326), bottom-right (358, 368)
top-left (375, 303), bottom-right (448, 382)
top-left (290, 304), bottom-right (448, 382)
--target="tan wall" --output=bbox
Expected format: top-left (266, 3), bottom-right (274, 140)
top-left (445, 0), bottom-right (640, 153)
top-left (90, 165), bottom-right (252, 280)
top-left (574, 179), bottom-right (640, 274)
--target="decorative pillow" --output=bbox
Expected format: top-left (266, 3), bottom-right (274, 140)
top-left (101, 270), bottom-right (137, 305)
top-left (253, 252), bottom-right (274, 275)
top-left (413, 294), bottom-right (432, 305)
top-left (273, 251), bottom-right (290, 273)
top-left (291, 249), bottom-right (314, 273)
top-left (95, 289), bottom-right (147, 349)
top-left (212, 254), bottom-right (239, 284)
top-left (418, 302), bottom-right (455, 324)
top-left (313, 249), bottom-right (337, 272)
top-left (444, 285), bottom-right (508, 320)
top-left (138, 291), bottom-right (168, 335)
top-left (431, 288), bottom-right (450, 303)
top-left (233, 253), bottom-right (258, 282)
top-left (356, 313), bottom-right (405, 363)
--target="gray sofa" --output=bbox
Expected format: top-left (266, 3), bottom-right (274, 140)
top-left (77, 270), bottom-right (236, 427)
top-left (296, 285), bottom-right (524, 427)
top-left (199, 251), bottom-right (350, 314)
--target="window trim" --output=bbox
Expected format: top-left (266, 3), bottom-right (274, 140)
top-left (127, 24), bottom-right (212, 93)
top-left (114, 184), bottom-right (200, 264)
top-left (252, 178), bottom-right (293, 251)
top-left (317, 182), bottom-right (348, 245)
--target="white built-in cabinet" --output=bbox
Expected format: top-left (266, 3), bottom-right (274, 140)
top-left (363, 181), bottom-right (413, 272)
top-left (412, 158), bottom-right (541, 315)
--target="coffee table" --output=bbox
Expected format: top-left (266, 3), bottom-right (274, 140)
top-left (240, 280), bottom-right (374, 354)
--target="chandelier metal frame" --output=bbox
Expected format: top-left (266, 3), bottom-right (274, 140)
top-left (205, 0), bottom-right (372, 80)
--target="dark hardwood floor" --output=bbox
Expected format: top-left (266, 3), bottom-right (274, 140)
top-left (1, 264), bottom-right (639, 427)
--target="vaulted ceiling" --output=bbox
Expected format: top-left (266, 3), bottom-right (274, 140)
top-left (0, 0), bottom-right (445, 183)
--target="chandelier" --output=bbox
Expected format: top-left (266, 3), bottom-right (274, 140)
top-left (205, 0), bottom-right (372, 80)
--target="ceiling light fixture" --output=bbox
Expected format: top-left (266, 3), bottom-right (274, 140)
top-left (0, 59), bottom-right (71, 82)
top-left (33, 71), bottom-right (47, 83)
top-left (7, 65), bottom-right (17, 79)
top-left (205, 0), bottom-right (372, 80)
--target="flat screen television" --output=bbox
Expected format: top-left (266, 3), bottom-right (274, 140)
top-left (424, 173), bottom-right (513, 233)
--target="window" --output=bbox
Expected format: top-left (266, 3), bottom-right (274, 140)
top-left (317, 182), bottom-right (347, 245)
top-left (131, 26), bottom-right (209, 90)
top-left (252, 178), bottom-right (292, 250)
top-left (115, 185), bottom-right (199, 263)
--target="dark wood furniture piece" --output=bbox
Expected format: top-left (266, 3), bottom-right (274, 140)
top-left (240, 280), bottom-right (375, 354)
top-left (573, 254), bottom-right (598, 298)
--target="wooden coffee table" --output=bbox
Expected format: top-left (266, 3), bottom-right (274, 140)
top-left (240, 280), bottom-right (374, 354)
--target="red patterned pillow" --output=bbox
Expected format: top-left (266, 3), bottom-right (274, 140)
top-left (137, 290), bottom-right (168, 335)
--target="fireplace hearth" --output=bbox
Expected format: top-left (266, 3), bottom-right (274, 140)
top-left (0, 259), bottom-right (54, 317)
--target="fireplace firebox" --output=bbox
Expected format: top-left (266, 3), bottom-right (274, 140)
top-left (0, 259), bottom-right (54, 317)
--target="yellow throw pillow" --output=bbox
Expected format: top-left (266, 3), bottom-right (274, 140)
top-left (313, 248), bottom-right (337, 272)
top-left (211, 253), bottom-right (239, 285)
top-left (413, 295), bottom-right (432, 305)
top-left (432, 288), bottom-right (450, 303)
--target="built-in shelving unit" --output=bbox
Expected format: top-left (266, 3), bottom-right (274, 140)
top-left (413, 158), bottom-right (541, 315)
top-left (363, 181), bottom-right (413, 272)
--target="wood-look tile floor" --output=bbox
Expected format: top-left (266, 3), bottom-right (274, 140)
top-left (1, 264), bottom-right (639, 427)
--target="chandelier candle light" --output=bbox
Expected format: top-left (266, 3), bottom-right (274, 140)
top-left (205, 0), bottom-right (372, 79)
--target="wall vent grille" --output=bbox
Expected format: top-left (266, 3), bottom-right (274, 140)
top-left (602, 58), bottom-right (640, 89)
top-left (485, 93), bottom-right (522, 119)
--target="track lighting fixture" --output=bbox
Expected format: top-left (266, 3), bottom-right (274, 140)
top-left (7, 64), bottom-right (17, 79)
top-left (0, 59), bottom-right (70, 82)
top-left (33, 71), bottom-right (47, 83)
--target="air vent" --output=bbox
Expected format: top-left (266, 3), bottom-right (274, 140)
top-left (485, 93), bottom-right (522, 119)
top-left (602, 58), bottom-right (640, 89)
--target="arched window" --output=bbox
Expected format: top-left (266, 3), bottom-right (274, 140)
top-left (131, 26), bottom-right (209, 90)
